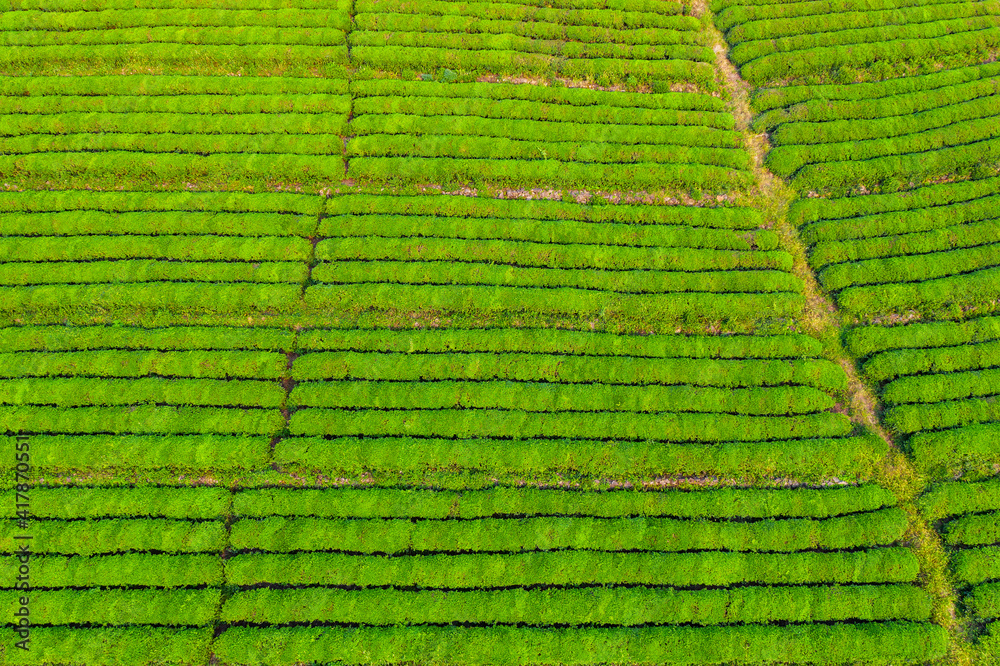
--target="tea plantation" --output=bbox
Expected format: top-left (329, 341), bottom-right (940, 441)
top-left (1, 0), bottom-right (999, 664)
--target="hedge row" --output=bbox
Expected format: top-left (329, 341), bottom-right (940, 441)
top-left (910, 422), bottom-right (1000, 479)
top-left (0, 519), bottom-right (225, 555)
top-left (846, 316), bottom-right (1000, 357)
top-left (0, 325), bottom-right (294, 351)
top-left (0, 75), bottom-right (349, 97)
top-left (0, 93), bottom-right (350, 116)
top-left (969, 583), bottom-right (1000, 619)
top-left (290, 352), bottom-right (847, 390)
top-left (0, 434), bottom-right (270, 469)
top-left (232, 484), bottom-right (896, 519)
top-left (289, 381), bottom-right (832, 415)
top-left (3, 211), bottom-right (317, 237)
top-left (809, 218), bottom-right (1000, 268)
top-left (954, 548), bottom-right (1000, 585)
top-left (886, 397), bottom-right (1000, 434)
top-left (273, 434), bottom-right (885, 481)
top-left (0, 405), bottom-right (284, 436)
top-left (348, 135), bottom-right (749, 170)
top-left (225, 547), bottom-right (918, 588)
top-left (0, 628), bottom-right (211, 666)
top-left (348, 156), bottom-right (751, 191)
top-left (751, 61), bottom-right (1000, 114)
top-left (0, 350), bottom-right (288, 378)
top-left (861, 338), bottom-right (1000, 382)
top-left (222, 585), bottom-right (931, 625)
top-left (321, 213), bottom-right (778, 251)
top-left (353, 95), bottom-right (733, 129)
top-left (213, 624), bottom-right (948, 665)
top-left (350, 114), bottom-right (741, 148)
top-left (0, 8), bottom-right (351, 30)
top-left (230, 508), bottom-right (907, 553)
top-left (294, 328), bottom-right (821, 358)
top-left (0, 553), bottom-right (222, 588)
top-left (4, 112), bottom-right (346, 135)
top-left (838, 266), bottom-right (1000, 318)
top-left (1, 133), bottom-right (345, 157)
top-left (945, 511), bottom-right (1000, 546)
top-left (920, 479), bottom-right (1000, 521)
top-left (0, 486), bottom-right (229, 519)
top-left (0, 260), bottom-right (307, 286)
top-left (9, 0), bottom-right (353, 9)
top-left (1, 26), bottom-right (348, 47)
top-left (351, 79), bottom-right (724, 112)
top-left (0, 44), bottom-right (350, 67)
top-left (819, 243), bottom-right (1000, 291)
top-left (7, 589), bottom-right (221, 626)
top-left (0, 377), bottom-right (286, 407)
top-left (883, 368), bottom-right (1000, 405)
top-left (3, 235), bottom-right (310, 262)
top-left (714, 0), bottom-right (963, 32)
top-left (0, 189), bottom-right (321, 216)
top-left (354, 1), bottom-right (691, 26)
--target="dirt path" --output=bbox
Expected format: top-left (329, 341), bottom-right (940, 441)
top-left (699, 5), bottom-right (972, 664)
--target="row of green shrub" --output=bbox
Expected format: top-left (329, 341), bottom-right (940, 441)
top-left (11, 0), bottom-right (352, 9)
top-left (289, 408), bottom-right (852, 442)
top-left (954, 547), bottom-right (1000, 585)
top-left (355, 0), bottom-right (689, 25)
top-left (230, 508), bottom-right (907, 554)
top-left (351, 78), bottom-right (724, 111)
top-left (325, 193), bottom-right (761, 229)
top-left (350, 114), bottom-right (741, 148)
top-left (0, 405), bottom-right (285, 436)
top-left (819, 243), bottom-right (1000, 291)
top-left (322, 213), bottom-right (777, 251)
top-left (887, 397), bottom-right (1000, 435)
top-left (213, 623), bottom-right (948, 665)
top-left (0, 153), bottom-right (346, 186)
top-left (4, 111), bottom-right (346, 136)
top-left (0, 43), bottom-right (350, 68)
top-left (4, 588), bottom-right (220, 626)
top-left (838, 267), bottom-right (1000, 318)
top-left (944, 511), bottom-right (1000, 546)
top-left (860, 335), bottom-right (1000, 381)
top-left (920, 478), bottom-right (1000, 521)
top-left (1, 628), bottom-right (211, 666)
top-left (0, 434), bottom-right (270, 469)
top-left (226, 547), bottom-right (916, 587)
top-left (355, 14), bottom-right (702, 45)
top-left (3, 211), bottom-right (317, 237)
top-left (0, 7), bottom-right (351, 30)
top-left (291, 351), bottom-right (846, 390)
top-left (290, 381), bottom-right (832, 415)
top-left (0, 93), bottom-right (350, 116)
top-left (771, 93), bottom-right (1000, 146)
top-left (0, 519), bottom-right (225, 555)
top-left (910, 422), bottom-right (1000, 478)
top-left (0, 349), bottom-right (287, 378)
top-left (354, 95), bottom-right (732, 129)
top-left (847, 316), bottom-right (1000, 358)
top-left (809, 219), bottom-right (1000, 268)
top-left (222, 584), bottom-right (931, 625)
top-left (0, 325), bottom-right (294, 352)
top-left (352, 46), bottom-right (716, 85)
top-left (0, 74), bottom-right (349, 98)
top-left (0, 189), bottom-right (321, 216)
top-left (0, 377), bottom-right (285, 407)
top-left (969, 583), bottom-right (1000, 619)
top-left (348, 157), bottom-right (752, 190)
top-left (740, 28), bottom-right (1000, 85)
top-left (273, 434), bottom-right (886, 480)
top-left (0, 260), bottom-right (307, 286)
top-left (1, 26), bottom-right (348, 47)
top-left (0, 133), bottom-right (345, 157)
top-left (295, 328), bottom-right (821, 358)
top-left (5, 235), bottom-right (310, 262)
top-left (720, 0), bottom-right (981, 40)
top-left (769, 115), bottom-right (1000, 179)
top-left (0, 486), bottom-right (229, 519)
top-left (713, 0), bottom-right (962, 32)
top-left (232, 484), bottom-right (895, 519)
top-left (790, 136), bottom-right (1000, 191)
top-left (0, 553), bottom-right (222, 588)
top-left (731, 14), bottom-right (999, 67)
top-left (883, 368), bottom-right (1000, 405)
top-left (2, 281), bottom-right (299, 309)
top-left (316, 237), bottom-right (788, 271)
top-left (348, 135), bottom-right (749, 169)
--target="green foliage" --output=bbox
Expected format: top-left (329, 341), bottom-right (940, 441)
top-left (0, 554), bottom-right (223, 588)
top-left (846, 316), bottom-right (1000, 357)
top-left (0, 325), bottom-right (295, 352)
top-left (0, 486), bottom-right (230, 518)
top-left (911, 422), bottom-right (1000, 479)
top-left (232, 484), bottom-right (897, 519)
top-left (5, 112), bottom-right (346, 136)
top-left (0, 260), bottom-right (308, 286)
top-left (0, 405), bottom-right (284, 436)
top-left (0, 519), bottom-right (226, 555)
top-left (0, 74), bottom-right (348, 97)
top-left (953, 547), bottom-right (1000, 585)
top-left (0, 350), bottom-right (287, 379)
top-left (0, 628), bottom-right (212, 666)
top-left (213, 623), bottom-right (948, 665)
top-left (222, 584), bottom-right (931, 625)
top-left (819, 243), bottom-right (1000, 291)
top-left (861, 339), bottom-right (1000, 383)
top-left (230, 508), bottom-right (908, 553)
top-left (1, 133), bottom-right (344, 158)
top-left (226, 547), bottom-right (919, 587)
top-left (920, 479), bottom-right (1000, 521)
top-left (4, 589), bottom-right (221, 626)
top-left (970, 583), bottom-right (1000, 620)
top-left (883, 368), bottom-right (1000, 405)
top-left (886, 396), bottom-right (1000, 435)
top-left (945, 511), bottom-right (1000, 546)
top-left (0, 377), bottom-right (285, 407)
top-left (0, 7), bottom-right (352, 31)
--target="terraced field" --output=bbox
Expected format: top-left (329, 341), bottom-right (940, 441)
top-left (2, 0), bottom-right (1000, 664)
